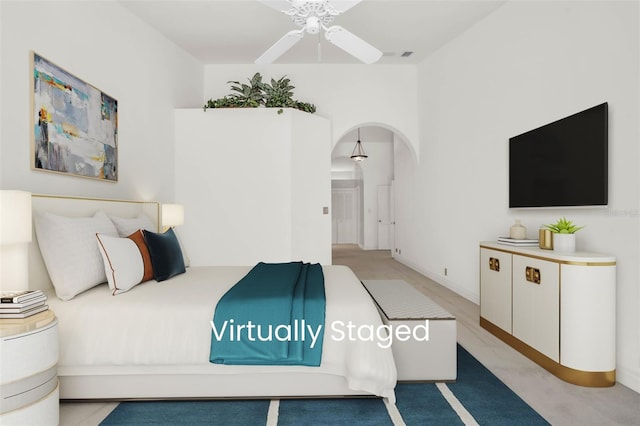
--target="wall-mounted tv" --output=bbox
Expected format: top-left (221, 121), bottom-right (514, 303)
top-left (509, 102), bottom-right (608, 208)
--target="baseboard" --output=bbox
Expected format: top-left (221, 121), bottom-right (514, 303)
top-left (395, 256), bottom-right (479, 304)
top-left (615, 364), bottom-right (640, 394)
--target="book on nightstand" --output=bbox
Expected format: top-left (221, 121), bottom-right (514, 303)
top-left (0, 304), bottom-right (49, 319)
top-left (1, 290), bottom-right (44, 304)
top-left (0, 291), bottom-right (48, 319)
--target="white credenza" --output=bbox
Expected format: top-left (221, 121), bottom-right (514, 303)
top-left (479, 242), bottom-right (616, 387)
top-left (0, 310), bottom-right (59, 424)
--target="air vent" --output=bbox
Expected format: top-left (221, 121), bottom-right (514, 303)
top-left (400, 51), bottom-right (413, 57)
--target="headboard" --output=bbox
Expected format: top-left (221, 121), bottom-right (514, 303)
top-left (29, 194), bottom-right (160, 292)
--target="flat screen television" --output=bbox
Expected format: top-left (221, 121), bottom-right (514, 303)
top-left (509, 102), bottom-right (608, 208)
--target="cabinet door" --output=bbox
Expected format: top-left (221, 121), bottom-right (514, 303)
top-left (480, 248), bottom-right (512, 333)
top-left (512, 255), bottom-right (560, 362)
top-left (561, 264), bottom-right (616, 372)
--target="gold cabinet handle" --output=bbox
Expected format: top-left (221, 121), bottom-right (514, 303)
top-left (525, 266), bottom-right (541, 284)
top-left (489, 257), bottom-right (500, 272)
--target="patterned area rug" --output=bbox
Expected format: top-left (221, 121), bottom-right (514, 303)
top-left (100, 345), bottom-right (549, 425)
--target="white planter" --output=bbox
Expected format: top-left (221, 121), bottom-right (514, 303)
top-left (553, 233), bottom-right (576, 253)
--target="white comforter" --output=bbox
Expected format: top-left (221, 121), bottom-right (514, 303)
top-left (46, 265), bottom-right (397, 400)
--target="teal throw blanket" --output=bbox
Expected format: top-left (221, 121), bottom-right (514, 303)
top-left (209, 262), bottom-right (325, 366)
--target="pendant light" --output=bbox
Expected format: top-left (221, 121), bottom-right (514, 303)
top-left (350, 128), bottom-right (368, 162)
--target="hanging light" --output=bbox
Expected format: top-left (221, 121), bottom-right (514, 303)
top-left (350, 128), bottom-right (368, 162)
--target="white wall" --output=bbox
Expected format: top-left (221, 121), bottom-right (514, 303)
top-left (398, 0), bottom-right (639, 391)
top-left (202, 64), bottom-right (419, 156)
top-left (393, 134), bottom-right (420, 260)
top-left (174, 108), bottom-right (331, 266)
top-left (204, 65), bottom-right (417, 252)
top-left (0, 1), bottom-right (203, 202)
top-left (291, 109), bottom-right (332, 264)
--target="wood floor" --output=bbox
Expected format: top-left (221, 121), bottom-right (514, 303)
top-left (332, 244), bottom-right (640, 426)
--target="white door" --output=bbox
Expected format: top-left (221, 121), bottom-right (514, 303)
top-left (390, 180), bottom-right (396, 256)
top-left (331, 188), bottom-right (357, 244)
top-left (377, 185), bottom-right (391, 250)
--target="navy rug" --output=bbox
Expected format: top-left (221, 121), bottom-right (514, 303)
top-left (100, 345), bottom-right (549, 425)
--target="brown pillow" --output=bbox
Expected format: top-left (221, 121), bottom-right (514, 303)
top-left (127, 230), bottom-right (154, 282)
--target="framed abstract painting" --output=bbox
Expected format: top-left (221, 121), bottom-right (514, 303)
top-left (31, 52), bottom-right (118, 181)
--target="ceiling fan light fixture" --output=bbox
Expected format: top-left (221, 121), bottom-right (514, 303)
top-left (350, 128), bottom-right (368, 162)
top-left (256, 0), bottom-right (382, 64)
top-left (306, 16), bottom-right (321, 34)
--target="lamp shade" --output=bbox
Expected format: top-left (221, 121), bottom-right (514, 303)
top-left (161, 204), bottom-right (184, 228)
top-left (0, 190), bottom-right (32, 245)
top-left (350, 128), bottom-right (368, 162)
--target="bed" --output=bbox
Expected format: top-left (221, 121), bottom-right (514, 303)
top-left (27, 194), bottom-right (397, 401)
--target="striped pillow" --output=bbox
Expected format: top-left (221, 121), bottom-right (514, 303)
top-left (96, 231), bottom-right (154, 295)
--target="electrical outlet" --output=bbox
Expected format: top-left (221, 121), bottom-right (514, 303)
top-left (444, 268), bottom-right (448, 276)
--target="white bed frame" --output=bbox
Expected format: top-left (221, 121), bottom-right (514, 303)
top-left (28, 194), bottom-right (373, 400)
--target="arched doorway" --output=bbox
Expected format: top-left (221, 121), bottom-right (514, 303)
top-left (331, 125), bottom-right (415, 255)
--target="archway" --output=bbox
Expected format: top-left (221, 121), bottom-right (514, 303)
top-left (330, 124), bottom-right (417, 257)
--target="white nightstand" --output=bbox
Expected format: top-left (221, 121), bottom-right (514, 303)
top-left (0, 310), bottom-right (59, 425)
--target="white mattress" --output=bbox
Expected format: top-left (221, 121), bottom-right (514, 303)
top-left (46, 265), bottom-right (397, 400)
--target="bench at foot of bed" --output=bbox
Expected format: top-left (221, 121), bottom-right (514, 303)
top-left (362, 279), bottom-right (457, 382)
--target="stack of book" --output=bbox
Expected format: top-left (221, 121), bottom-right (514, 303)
top-left (0, 290), bottom-right (48, 319)
top-left (497, 237), bottom-right (539, 247)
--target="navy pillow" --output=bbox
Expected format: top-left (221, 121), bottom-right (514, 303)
top-left (142, 228), bottom-right (186, 281)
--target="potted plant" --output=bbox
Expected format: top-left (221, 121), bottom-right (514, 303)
top-left (543, 217), bottom-right (584, 253)
top-left (226, 73), bottom-right (265, 108)
top-left (203, 73), bottom-right (316, 114)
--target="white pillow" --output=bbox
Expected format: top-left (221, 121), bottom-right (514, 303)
top-left (172, 227), bottom-right (191, 268)
top-left (109, 213), bottom-right (156, 236)
top-left (34, 211), bottom-right (118, 300)
top-left (96, 233), bottom-right (153, 295)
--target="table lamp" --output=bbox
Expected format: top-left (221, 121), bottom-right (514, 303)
top-left (161, 204), bottom-right (184, 232)
top-left (0, 190), bottom-right (33, 292)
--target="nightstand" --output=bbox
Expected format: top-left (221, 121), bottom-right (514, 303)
top-left (0, 310), bottom-right (59, 425)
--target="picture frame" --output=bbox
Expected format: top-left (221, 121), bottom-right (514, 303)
top-left (31, 52), bottom-right (118, 182)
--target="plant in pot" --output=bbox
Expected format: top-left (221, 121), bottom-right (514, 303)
top-left (263, 76), bottom-right (295, 109)
top-left (262, 76), bottom-right (316, 114)
top-left (203, 73), bottom-right (265, 110)
top-left (203, 73), bottom-right (316, 113)
top-left (226, 72), bottom-right (265, 108)
top-left (543, 217), bottom-right (584, 253)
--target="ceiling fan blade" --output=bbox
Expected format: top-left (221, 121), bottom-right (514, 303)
top-left (324, 25), bottom-right (382, 64)
top-left (255, 29), bottom-right (305, 64)
top-left (256, 0), bottom-right (293, 13)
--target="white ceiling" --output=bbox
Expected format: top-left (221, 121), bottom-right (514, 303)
top-left (119, 0), bottom-right (506, 65)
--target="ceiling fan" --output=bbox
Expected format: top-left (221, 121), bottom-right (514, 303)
top-left (256, 0), bottom-right (382, 64)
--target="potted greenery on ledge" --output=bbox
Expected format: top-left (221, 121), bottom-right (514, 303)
top-left (543, 217), bottom-right (584, 253)
top-left (203, 73), bottom-right (316, 114)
